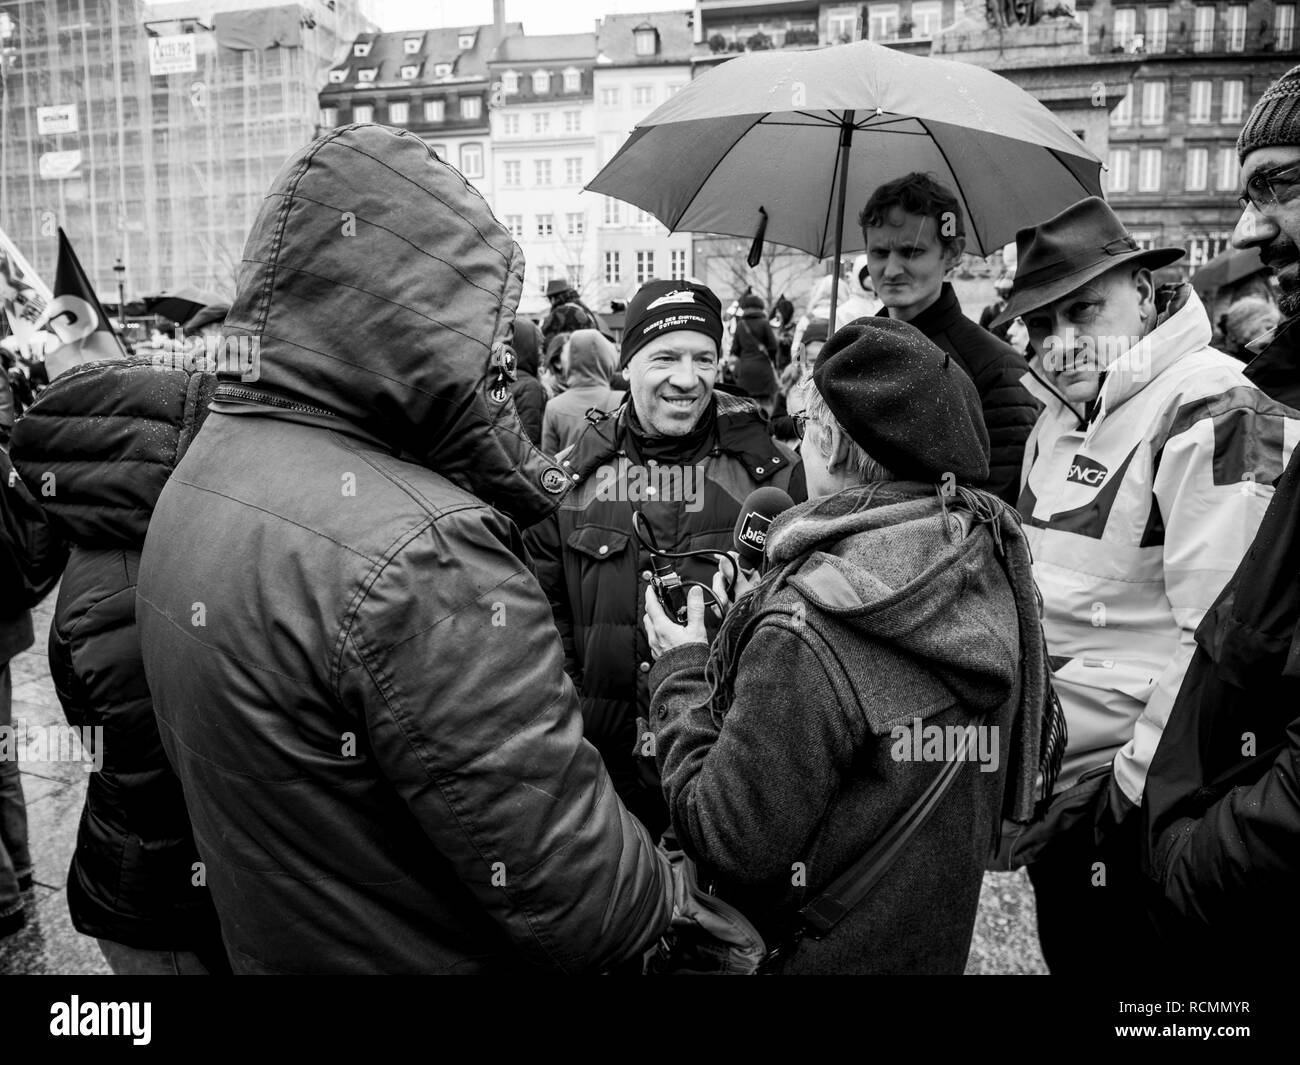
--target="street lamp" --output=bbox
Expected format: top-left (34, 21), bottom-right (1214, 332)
top-left (112, 256), bottom-right (125, 329)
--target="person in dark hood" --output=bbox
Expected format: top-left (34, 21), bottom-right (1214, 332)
top-left (10, 356), bottom-right (228, 973)
top-left (526, 279), bottom-right (802, 838)
top-left (134, 125), bottom-right (673, 974)
top-left (643, 317), bottom-right (1053, 973)
top-left (729, 293), bottom-right (780, 415)
top-left (542, 328), bottom-right (616, 456)
top-left (508, 318), bottom-right (546, 446)
top-left (1141, 63), bottom-right (1300, 970)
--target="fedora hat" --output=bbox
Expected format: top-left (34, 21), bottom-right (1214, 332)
top-left (544, 278), bottom-right (573, 299)
top-left (991, 197), bottom-right (1183, 329)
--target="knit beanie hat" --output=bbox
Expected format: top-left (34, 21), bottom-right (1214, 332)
top-left (619, 280), bottom-right (723, 370)
top-left (1238, 64), bottom-right (1300, 162)
top-left (811, 317), bottom-right (989, 484)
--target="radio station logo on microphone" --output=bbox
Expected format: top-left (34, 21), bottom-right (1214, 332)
top-left (737, 511), bottom-right (772, 556)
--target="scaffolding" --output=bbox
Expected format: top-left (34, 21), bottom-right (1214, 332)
top-left (0, 0), bottom-right (375, 302)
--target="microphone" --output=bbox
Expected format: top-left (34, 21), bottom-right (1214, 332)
top-left (733, 487), bottom-right (796, 572)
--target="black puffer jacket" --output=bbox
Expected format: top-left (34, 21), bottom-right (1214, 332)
top-left (134, 125), bottom-right (672, 974)
top-left (525, 394), bottom-right (801, 836)
top-left (878, 284), bottom-right (1038, 504)
top-left (10, 357), bottom-right (224, 964)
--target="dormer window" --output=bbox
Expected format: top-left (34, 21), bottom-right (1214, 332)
top-left (501, 69), bottom-right (518, 94)
top-left (353, 41), bottom-right (371, 58)
top-left (458, 32), bottom-right (475, 50)
top-left (358, 68), bottom-right (377, 83)
top-left (532, 69), bottom-right (550, 93)
top-left (400, 64), bottom-right (419, 80)
top-left (403, 36), bottom-right (422, 54)
top-left (434, 62), bottom-right (452, 77)
top-left (562, 67), bottom-right (580, 92)
top-left (328, 67), bottom-right (349, 83)
top-left (634, 25), bottom-right (658, 56)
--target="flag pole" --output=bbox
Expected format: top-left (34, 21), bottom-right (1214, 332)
top-left (827, 110), bottom-right (855, 333)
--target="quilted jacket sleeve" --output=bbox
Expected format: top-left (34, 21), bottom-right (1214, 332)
top-left (340, 503), bottom-right (670, 973)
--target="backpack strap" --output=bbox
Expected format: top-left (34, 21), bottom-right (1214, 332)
top-left (763, 727), bottom-right (972, 968)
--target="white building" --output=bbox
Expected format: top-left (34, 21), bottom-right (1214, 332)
top-left (593, 12), bottom-right (696, 311)
top-left (488, 32), bottom-right (598, 317)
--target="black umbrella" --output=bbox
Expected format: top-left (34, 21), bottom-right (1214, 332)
top-left (144, 286), bottom-right (225, 324)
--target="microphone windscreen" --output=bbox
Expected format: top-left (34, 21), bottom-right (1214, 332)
top-left (733, 486), bottom-right (796, 570)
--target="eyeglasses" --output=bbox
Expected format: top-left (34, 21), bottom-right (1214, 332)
top-left (793, 412), bottom-right (809, 440)
top-left (1237, 161), bottom-right (1300, 213)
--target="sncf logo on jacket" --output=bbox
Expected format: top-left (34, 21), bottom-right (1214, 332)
top-left (1065, 455), bottom-right (1108, 487)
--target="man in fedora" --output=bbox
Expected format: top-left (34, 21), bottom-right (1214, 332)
top-left (1140, 63), bottom-right (1300, 969)
top-left (991, 196), bottom-right (1300, 973)
top-left (540, 277), bottom-right (607, 343)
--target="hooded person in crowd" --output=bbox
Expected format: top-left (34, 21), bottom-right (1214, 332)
top-left (1221, 294), bottom-right (1282, 362)
top-left (541, 328), bottom-right (616, 456)
top-left (508, 318), bottom-right (546, 446)
top-left (861, 172), bottom-right (1038, 505)
top-left (10, 356), bottom-right (228, 974)
top-left (134, 125), bottom-right (673, 974)
top-left (526, 279), bottom-right (801, 838)
top-left (993, 195), bottom-right (1299, 974)
top-left (1141, 63), bottom-right (1300, 969)
top-left (643, 317), bottom-right (1054, 974)
top-left (729, 293), bottom-right (780, 415)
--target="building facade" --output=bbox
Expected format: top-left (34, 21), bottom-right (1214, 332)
top-left (593, 11), bottom-right (696, 310)
top-left (0, 0), bottom-right (376, 301)
top-left (317, 16), bottom-right (521, 203)
top-left (1087, 0), bottom-right (1295, 268)
top-left (487, 31), bottom-right (599, 316)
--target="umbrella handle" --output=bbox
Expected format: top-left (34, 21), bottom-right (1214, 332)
top-left (827, 112), bottom-right (855, 332)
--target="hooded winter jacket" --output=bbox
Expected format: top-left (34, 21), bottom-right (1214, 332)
top-left (1018, 287), bottom-right (1299, 827)
top-left (509, 319), bottom-right (546, 446)
top-left (9, 357), bottom-right (225, 962)
top-left (729, 307), bottom-right (779, 399)
top-left (526, 392), bottom-right (800, 837)
top-left (134, 125), bottom-right (672, 974)
top-left (541, 329), bottom-right (615, 456)
top-left (876, 284), bottom-right (1036, 505)
top-left (1141, 315), bottom-right (1300, 967)
top-left (647, 482), bottom-right (1045, 973)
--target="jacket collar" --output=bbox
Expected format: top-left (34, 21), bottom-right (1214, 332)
top-left (875, 282), bottom-right (964, 334)
top-left (558, 392), bottom-right (789, 485)
top-left (1243, 314), bottom-right (1299, 382)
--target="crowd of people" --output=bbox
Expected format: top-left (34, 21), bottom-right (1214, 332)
top-left (0, 63), bottom-right (1297, 976)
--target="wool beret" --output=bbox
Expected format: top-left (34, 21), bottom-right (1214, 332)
top-left (811, 318), bottom-right (989, 484)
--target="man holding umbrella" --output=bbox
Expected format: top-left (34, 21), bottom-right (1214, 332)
top-left (861, 173), bottom-right (1038, 505)
top-left (994, 196), bottom-right (1299, 973)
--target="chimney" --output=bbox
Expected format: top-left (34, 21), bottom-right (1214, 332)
top-left (494, 0), bottom-right (505, 36)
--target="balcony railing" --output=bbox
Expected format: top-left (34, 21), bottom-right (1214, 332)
top-left (1091, 24), bottom-right (1292, 57)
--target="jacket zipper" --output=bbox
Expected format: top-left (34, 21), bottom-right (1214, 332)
top-left (215, 384), bottom-right (339, 420)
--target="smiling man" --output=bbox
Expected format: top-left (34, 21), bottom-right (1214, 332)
top-left (526, 280), bottom-right (801, 837)
top-left (994, 195), bottom-right (1300, 975)
top-left (1140, 63), bottom-right (1300, 969)
top-left (861, 173), bottom-right (1038, 504)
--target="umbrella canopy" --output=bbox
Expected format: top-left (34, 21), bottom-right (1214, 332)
top-left (1191, 245), bottom-right (1267, 293)
top-left (144, 286), bottom-right (225, 323)
top-left (589, 40), bottom-right (1102, 322)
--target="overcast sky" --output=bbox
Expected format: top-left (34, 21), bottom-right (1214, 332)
top-left (379, 0), bottom-right (690, 35)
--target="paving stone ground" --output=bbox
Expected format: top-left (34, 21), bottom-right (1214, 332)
top-left (1, 587), bottom-right (1045, 975)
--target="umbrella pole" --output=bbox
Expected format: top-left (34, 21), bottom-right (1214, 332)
top-left (827, 111), bottom-right (854, 333)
